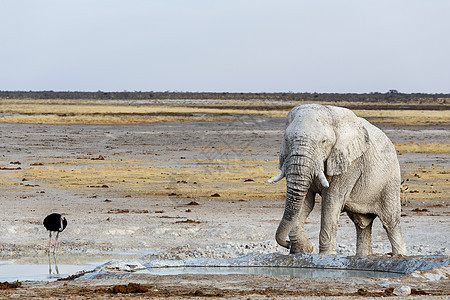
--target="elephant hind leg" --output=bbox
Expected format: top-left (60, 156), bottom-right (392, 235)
top-left (379, 184), bottom-right (407, 256)
top-left (347, 212), bottom-right (376, 256)
top-left (378, 215), bottom-right (407, 255)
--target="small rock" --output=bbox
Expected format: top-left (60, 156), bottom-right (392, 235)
top-left (393, 286), bottom-right (411, 296)
top-left (91, 155), bottom-right (105, 160)
top-left (110, 282), bottom-right (148, 294)
top-left (357, 288), bottom-right (369, 296)
top-left (175, 219), bottom-right (201, 224)
top-left (102, 261), bottom-right (146, 272)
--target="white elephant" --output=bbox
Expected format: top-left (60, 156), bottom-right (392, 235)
top-left (269, 104), bottom-right (407, 256)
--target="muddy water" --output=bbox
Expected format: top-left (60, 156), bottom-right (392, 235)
top-left (1, 262), bottom-right (402, 282)
top-left (146, 266), bottom-right (403, 278)
top-left (0, 262), bottom-right (98, 282)
top-left (0, 253), bottom-right (136, 282)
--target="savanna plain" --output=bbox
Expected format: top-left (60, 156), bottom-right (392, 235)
top-left (0, 94), bottom-right (449, 298)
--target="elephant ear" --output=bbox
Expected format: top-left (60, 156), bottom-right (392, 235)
top-left (326, 108), bottom-right (369, 176)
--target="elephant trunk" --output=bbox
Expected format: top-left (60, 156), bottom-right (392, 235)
top-left (275, 154), bottom-right (314, 249)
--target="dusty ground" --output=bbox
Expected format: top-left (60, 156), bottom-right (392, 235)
top-left (0, 98), bottom-right (449, 298)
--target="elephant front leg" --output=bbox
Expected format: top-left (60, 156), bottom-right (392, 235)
top-left (318, 194), bottom-right (342, 255)
top-left (289, 191), bottom-right (316, 254)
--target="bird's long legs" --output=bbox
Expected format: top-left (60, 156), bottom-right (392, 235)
top-left (53, 252), bottom-right (59, 274)
top-left (48, 231), bottom-right (52, 254)
top-left (48, 249), bottom-right (60, 274)
top-left (48, 250), bottom-right (52, 274)
top-left (48, 231), bottom-right (60, 254)
top-left (54, 231), bottom-right (60, 253)
top-left (47, 231), bottom-right (60, 274)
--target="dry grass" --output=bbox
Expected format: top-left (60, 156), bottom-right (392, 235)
top-left (394, 142), bottom-right (450, 154)
top-left (3, 156), bottom-right (448, 202)
top-left (1, 98), bottom-right (447, 202)
top-left (401, 164), bottom-right (449, 201)
top-left (2, 157), bottom-right (284, 199)
top-left (0, 99), bottom-right (285, 124)
top-left (1, 98), bottom-right (449, 125)
top-left (0, 114), bottom-right (235, 124)
top-left (0, 102), bottom-right (274, 115)
top-left (4, 156), bottom-right (448, 202)
top-left (354, 109), bottom-right (450, 125)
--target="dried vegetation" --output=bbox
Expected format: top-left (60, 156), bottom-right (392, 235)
top-left (1, 95), bottom-right (449, 125)
top-left (0, 157), bottom-right (285, 199)
top-left (0, 95), bottom-right (448, 202)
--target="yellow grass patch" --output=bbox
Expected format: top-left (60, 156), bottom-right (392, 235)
top-left (3, 157), bottom-right (448, 202)
top-left (400, 164), bottom-right (449, 201)
top-left (0, 100), bottom-right (285, 124)
top-left (395, 142), bottom-right (450, 154)
top-left (1, 98), bottom-right (448, 125)
top-left (0, 168), bottom-right (22, 187)
top-left (0, 103), bottom-right (269, 115)
top-left (0, 114), bottom-right (234, 124)
top-left (3, 158), bottom-right (284, 199)
top-left (354, 110), bottom-right (450, 125)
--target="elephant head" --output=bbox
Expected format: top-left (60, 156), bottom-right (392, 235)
top-left (269, 104), bottom-right (369, 249)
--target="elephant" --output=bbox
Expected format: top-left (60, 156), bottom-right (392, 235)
top-left (268, 104), bottom-right (407, 256)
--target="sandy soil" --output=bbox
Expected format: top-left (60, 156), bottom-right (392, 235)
top-left (0, 100), bottom-right (449, 298)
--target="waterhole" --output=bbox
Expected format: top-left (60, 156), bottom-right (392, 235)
top-left (0, 263), bottom-right (402, 282)
top-left (146, 266), bottom-right (402, 278)
top-left (0, 263), bottom-right (97, 282)
top-left (2, 253), bottom-right (447, 281)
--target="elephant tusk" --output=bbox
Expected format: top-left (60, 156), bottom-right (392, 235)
top-left (318, 171), bottom-right (329, 188)
top-left (268, 170), bottom-right (285, 183)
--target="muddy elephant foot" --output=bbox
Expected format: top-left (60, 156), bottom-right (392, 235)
top-left (289, 241), bottom-right (314, 254)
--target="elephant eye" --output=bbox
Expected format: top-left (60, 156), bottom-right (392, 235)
top-left (322, 139), bottom-right (327, 144)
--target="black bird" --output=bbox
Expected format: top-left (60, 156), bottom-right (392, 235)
top-left (43, 213), bottom-right (67, 253)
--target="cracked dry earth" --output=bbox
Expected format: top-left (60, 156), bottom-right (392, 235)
top-left (0, 103), bottom-right (449, 299)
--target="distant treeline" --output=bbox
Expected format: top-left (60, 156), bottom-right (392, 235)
top-left (0, 91), bottom-right (448, 104)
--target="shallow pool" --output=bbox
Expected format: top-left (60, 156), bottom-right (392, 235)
top-left (0, 263), bottom-right (403, 282)
top-left (0, 261), bottom-right (98, 282)
top-left (146, 266), bottom-right (403, 278)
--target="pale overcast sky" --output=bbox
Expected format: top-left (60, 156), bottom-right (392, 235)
top-left (1, 1), bottom-right (449, 93)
